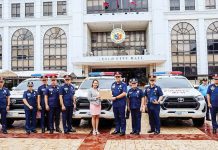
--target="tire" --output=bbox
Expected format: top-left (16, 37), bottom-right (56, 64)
top-left (192, 118), bottom-right (205, 127)
top-left (72, 119), bottom-right (81, 127)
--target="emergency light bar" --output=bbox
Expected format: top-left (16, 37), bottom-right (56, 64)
top-left (31, 74), bottom-right (43, 77)
top-left (153, 71), bottom-right (183, 76)
top-left (89, 72), bottom-right (114, 77)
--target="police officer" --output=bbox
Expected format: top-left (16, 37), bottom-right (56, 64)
top-left (198, 78), bottom-right (210, 121)
top-left (59, 75), bottom-right (76, 134)
top-left (126, 79), bottom-right (132, 119)
top-left (45, 75), bottom-right (62, 134)
top-left (127, 78), bottom-right (145, 135)
top-left (0, 77), bottom-right (10, 134)
top-left (111, 71), bottom-right (127, 136)
top-left (23, 82), bottom-right (38, 134)
top-left (144, 76), bottom-right (163, 135)
top-left (37, 75), bottom-right (49, 133)
top-left (207, 74), bottom-right (218, 134)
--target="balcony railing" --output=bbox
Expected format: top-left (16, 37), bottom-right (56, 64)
top-left (87, 0), bottom-right (148, 14)
top-left (86, 48), bottom-right (149, 56)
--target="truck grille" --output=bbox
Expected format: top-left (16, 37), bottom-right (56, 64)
top-left (10, 98), bottom-right (24, 109)
top-left (163, 97), bottom-right (199, 109)
top-left (76, 98), bottom-right (112, 111)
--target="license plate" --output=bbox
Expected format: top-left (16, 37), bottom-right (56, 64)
top-left (176, 111), bottom-right (188, 115)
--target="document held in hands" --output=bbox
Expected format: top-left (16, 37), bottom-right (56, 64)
top-left (99, 90), bottom-right (112, 100)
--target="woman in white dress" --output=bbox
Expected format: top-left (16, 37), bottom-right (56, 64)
top-left (88, 79), bottom-right (101, 135)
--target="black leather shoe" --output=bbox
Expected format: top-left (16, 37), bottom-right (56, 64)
top-left (26, 131), bottom-right (31, 135)
top-left (56, 128), bottom-right (62, 133)
top-left (120, 132), bottom-right (126, 136)
top-left (154, 131), bottom-right (160, 135)
top-left (64, 131), bottom-right (69, 134)
top-left (3, 130), bottom-right (8, 134)
top-left (147, 130), bottom-right (155, 133)
top-left (213, 129), bottom-right (217, 134)
top-left (130, 131), bottom-right (135, 134)
top-left (42, 128), bottom-right (45, 133)
top-left (50, 130), bottom-right (54, 134)
top-left (111, 131), bottom-right (120, 135)
top-left (134, 132), bottom-right (140, 135)
top-left (31, 130), bottom-right (37, 133)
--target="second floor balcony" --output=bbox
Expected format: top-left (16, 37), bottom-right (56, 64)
top-left (87, 0), bottom-right (148, 14)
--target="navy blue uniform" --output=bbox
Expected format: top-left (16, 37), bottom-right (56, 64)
top-left (0, 88), bottom-right (10, 131)
top-left (111, 81), bottom-right (127, 133)
top-left (38, 84), bottom-right (49, 130)
top-left (144, 85), bottom-right (163, 132)
top-left (127, 88), bottom-right (143, 133)
top-left (207, 84), bottom-right (218, 129)
top-left (45, 85), bottom-right (61, 131)
top-left (59, 83), bottom-right (75, 132)
top-left (23, 90), bottom-right (38, 132)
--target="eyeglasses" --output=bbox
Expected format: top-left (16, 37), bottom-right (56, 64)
top-left (115, 76), bottom-right (121, 78)
top-left (149, 80), bottom-right (155, 82)
top-left (42, 79), bottom-right (47, 81)
top-left (51, 79), bottom-right (56, 81)
top-left (65, 79), bottom-right (70, 81)
top-left (28, 86), bottom-right (33, 87)
top-left (131, 83), bottom-right (137, 84)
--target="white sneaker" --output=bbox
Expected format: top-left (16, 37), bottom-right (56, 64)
top-left (92, 130), bottom-right (96, 135)
top-left (96, 131), bottom-right (100, 135)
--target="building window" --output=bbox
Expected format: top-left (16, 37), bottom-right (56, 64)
top-left (0, 4), bottom-right (2, 18)
top-left (185, 0), bottom-right (195, 10)
top-left (90, 31), bottom-right (146, 56)
top-left (207, 21), bottom-right (218, 75)
top-left (171, 22), bottom-right (197, 77)
top-left (25, 3), bottom-right (34, 17)
top-left (11, 3), bottom-right (20, 17)
top-left (43, 2), bottom-right (52, 16)
top-left (0, 35), bottom-right (2, 69)
top-left (57, 1), bottom-right (67, 15)
top-left (43, 27), bottom-right (67, 71)
top-left (87, 0), bottom-right (148, 14)
top-left (170, 0), bottom-right (180, 11)
top-left (11, 28), bottom-right (34, 71)
top-left (205, 0), bottom-right (216, 9)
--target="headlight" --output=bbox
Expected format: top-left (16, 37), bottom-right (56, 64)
top-left (195, 95), bottom-right (205, 101)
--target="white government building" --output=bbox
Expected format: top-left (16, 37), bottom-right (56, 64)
top-left (0, 0), bottom-right (218, 80)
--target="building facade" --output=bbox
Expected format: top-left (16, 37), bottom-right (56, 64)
top-left (0, 0), bottom-right (218, 79)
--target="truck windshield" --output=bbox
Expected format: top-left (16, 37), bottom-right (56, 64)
top-left (156, 77), bottom-right (193, 88)
top-left (79, 79), bottom-right (115, 89)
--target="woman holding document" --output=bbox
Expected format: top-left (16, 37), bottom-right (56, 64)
top-left (88, 79), bottom-right (101, 135)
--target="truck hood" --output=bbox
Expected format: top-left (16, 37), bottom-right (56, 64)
top-left (10, 90), bottom-right (25, 99)
top-left (75, 89), bottom-right (89, 98)
top-left (162, 88), bottom-right (201, 97)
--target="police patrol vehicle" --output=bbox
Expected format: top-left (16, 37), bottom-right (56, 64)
top-left (73, 72), bottom-right (115, 126)
top-left (154, 72), bottom-right (206, 127)
top-left (7, 75), bottom-right (64, 126)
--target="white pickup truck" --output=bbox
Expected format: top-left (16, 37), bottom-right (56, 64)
top-left (155, 75), bottom-right (206, 127)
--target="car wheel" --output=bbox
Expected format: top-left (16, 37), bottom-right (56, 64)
top-left (192, 118), bottom-right (205, 127)
top-left (7, 119), bottom-right (14, 127)
top-left (72, 119), bottom-right (81, 127)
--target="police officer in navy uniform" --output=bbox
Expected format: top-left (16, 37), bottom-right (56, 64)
top-left (45, 75), bottom-right (62, 134)
top-left (144, 75), bottom-right (163, 135)
top-left (37, 75), bottom-right (49, 133)
top-left (126, 79), bottom-right (132, 119)
top-left (127, 78), bottom-right (145, 135)
top-left (0, 77), bottom-right (10, 134)
top-left (111, 71), bottom-right (127, 136)
top-left (207, 74), bottom-right (218, 134)
top-left (59, 75), bottom-right (76, 134)
top-left (23, 82), bottom-right (38, 134)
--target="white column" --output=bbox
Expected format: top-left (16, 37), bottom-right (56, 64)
top-left (2, 27), bottom-right (10, 70)
top-left (180, 0), bottom-right (185, 12)
top-left (197, 19), bottom-right (208, 75)
top-left (34, 25), bottom-right (41, 71)
top-left (53, 0), bottom-right (57, 17)
top-left (35, 0), bottom-right (41, 18)
top-left (216, 0), bottom-right (218, 9)
top-left (198, 0), bottom-right (205, 11)
top-left (20, 2), bottom-right (25, 19)
top-left (3, 0), bottom-right (9, 19)
top-left (70, 0), bottom-right (84, 76)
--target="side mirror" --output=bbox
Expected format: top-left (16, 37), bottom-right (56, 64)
top-left (12, 87), bottom-right (16, 90)
top-left (75, 86), bottom-right (79, 90)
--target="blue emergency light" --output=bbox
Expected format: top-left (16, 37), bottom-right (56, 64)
top-left (89, 72), bottom-right (114, 77)
top-left (153, 71), bottom-right (183, 76)
top-left (31, 73), bottom-right (43, 77)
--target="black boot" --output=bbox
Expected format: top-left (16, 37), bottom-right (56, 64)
top-left (213, 129), bottom-right (217, 134)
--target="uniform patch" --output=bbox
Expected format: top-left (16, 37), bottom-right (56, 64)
top-left (211, 86), bottom-right (215, 91)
